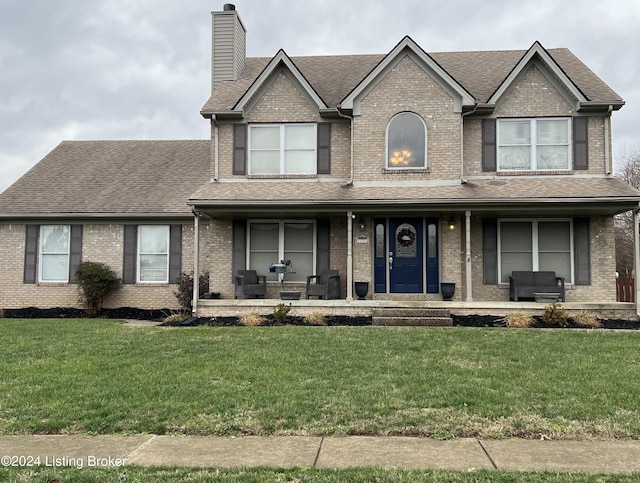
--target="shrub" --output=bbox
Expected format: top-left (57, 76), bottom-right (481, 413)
top-left (162, 313), bottom-right (189, 325)
top-left (304, 311), bottom-right (327, 326)
top-left (273, 303), bottom-right (292, 324)
top-left (543, 303), bottom-right (569, 326)
top-left (75, 261), bottom-right (121, 314)
top-left (174, 271), bottom-right (210, 311)
top-left (501, 311), bottom-right (535, 328)
top-left (239, 312), bottom-right (267, 326)
top-left (573, 310), bottom-right (601, 328)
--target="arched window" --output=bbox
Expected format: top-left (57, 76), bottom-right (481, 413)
top-left (387, 112), bottom-right (426, 168)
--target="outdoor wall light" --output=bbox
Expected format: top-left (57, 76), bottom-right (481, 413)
top-left (358, 216), bottom-right (366, 230)
top-left (447, 219), bottom-right (456, 231)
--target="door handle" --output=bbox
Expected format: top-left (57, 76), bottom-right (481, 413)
top-left (389, 251), bottom-right (394, 270)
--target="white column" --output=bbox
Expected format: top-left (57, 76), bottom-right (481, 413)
top-left (634, 208), bottom-right (640, 315)
top-left (192, 212), bottom-right (200, 317)
top-left (347, 211), bottom-right (354, 301)
top-left (465, 210), bottom-right (473, 302)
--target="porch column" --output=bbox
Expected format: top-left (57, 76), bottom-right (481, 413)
top-left (465, 210), bottom-right (473, 302)
top-left (192, 212), bottom-right (200, 317)
top-left (635, 208), bottom-right (640, 315)
top-left (347, 211), bottom-right (354, 301)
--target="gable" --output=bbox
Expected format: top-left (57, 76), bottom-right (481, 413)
top-left (360, 56), bottom-right (456, 114)
top-left (494, 63), bottom-right (575, 117)
top-left (341, 37), bottom-right (475, 115)
top-left (244, 68), bottom-right (323, 122)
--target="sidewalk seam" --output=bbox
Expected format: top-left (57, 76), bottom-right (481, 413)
top-left (477, 439), bottom-right (498, 470)
top-left (123, 435), bottom-right (159, 460)
top-left (313, 436), bottom-right (325, 467)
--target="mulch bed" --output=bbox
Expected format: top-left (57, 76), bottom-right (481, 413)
top-left (3, 307), bottom-right (638, 329)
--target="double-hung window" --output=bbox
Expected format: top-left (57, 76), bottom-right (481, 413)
top-left (499, 220), bottom-right (572, 283)
top-left (39, 225), bottom-right (70, 282)
top-left (249, 124), bottom-right (316, 174)
top-left (498, 118), bottom-right (570, 171)
top-left (137, 225), bottom-right (170, 283)
top-left (248, 221), bottom-right (315, 282)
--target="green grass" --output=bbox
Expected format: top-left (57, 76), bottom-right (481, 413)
top-left (1, 466), bottom-right (639, 482)
top-left (1, 319), bottom-right (640, 439)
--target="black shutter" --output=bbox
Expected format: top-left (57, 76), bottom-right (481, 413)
top-left (24, 225), bottom-right (39, 284)
top-left (68, 225), bottom-right (83, 284)
top-left (482, 119), bottom-right (497, 172)
top-left (123, 225), bottom-right (137, 284)
top-left (232, 219), bottom-right (247, 281)
top-left (317, 122), bottom-right (331, 174)
top-left (169, 225), bottom-right (182, 284)
top-left (316, 219), bottom-right (330, 273)
top-left (574, 217), bottom-right (591, 285)
top-left (573, 117), bottom-right (589, 170)
top-left (483, 218), bottom-right (498, 284)
top-left (233, 123), bottom-right (247, 175)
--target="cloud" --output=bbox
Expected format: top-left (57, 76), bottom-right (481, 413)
top-left (1, 0), bottom-right (639, 192)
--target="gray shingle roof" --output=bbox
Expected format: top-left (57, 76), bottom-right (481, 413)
top-left (202, 47), bottom-right (622, 112)
top-left (0, 140), bottom-right (210, 217)
top-left (188, 177), bottom-right (640, 215)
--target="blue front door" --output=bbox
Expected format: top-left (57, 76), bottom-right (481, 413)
top-left (389, 218), bottom-right (423, 293)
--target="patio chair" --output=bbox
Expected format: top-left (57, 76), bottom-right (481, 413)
top-left (306, 269), bottom-right (341, 299)
top-left (234, 270), bottom-right (267, 299)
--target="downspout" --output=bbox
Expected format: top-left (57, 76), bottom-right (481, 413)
top-left (459, 104), bottom-right (478, 184)
top-left (337, 109), bottom-right (355, 185)
top-left (213, 115), bottom-right (219, 181)
top-left (192, 211), bottom-right (200, 317)
top-left (604, 105), bottom-right (613, 175)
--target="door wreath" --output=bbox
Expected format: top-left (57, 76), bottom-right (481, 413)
top-left (397, 227), bottom-right (416, 247)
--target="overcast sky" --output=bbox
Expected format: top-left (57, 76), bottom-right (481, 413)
top-left (1, 0), bottom-right (639, 193)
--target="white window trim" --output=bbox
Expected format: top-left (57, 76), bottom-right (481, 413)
top-left (386, 112), bottom-right (427, 169)
top-left (38, 225), bottom-right (70, 283)
top-left (498, 218), bottom-right (574, 284)
top-left (497, 117), bottom-right (571, 171)
top-left (137, 225), bottom-right (170, 284)
top-left (247, 219), bottom-right (317, 282)
top-left (248, 123), bottom-right (317, 175)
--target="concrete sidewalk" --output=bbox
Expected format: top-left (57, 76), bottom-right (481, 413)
top-left (1, 435), bottom-right (640, 474)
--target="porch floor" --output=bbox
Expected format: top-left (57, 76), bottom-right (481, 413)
top-left (196, 299), bottom-right (638, 321)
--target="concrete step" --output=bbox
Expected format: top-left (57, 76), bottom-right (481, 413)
top-left (372, 316), bottom-right (453, 327)
top-left (371, 308), bottom-right (451, 318)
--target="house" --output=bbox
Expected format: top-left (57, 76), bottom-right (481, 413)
top-left (1, 4), bottom-right (640, 318)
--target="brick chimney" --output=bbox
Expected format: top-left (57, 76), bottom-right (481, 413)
top-left (211, 4), bottom-right (246, 93)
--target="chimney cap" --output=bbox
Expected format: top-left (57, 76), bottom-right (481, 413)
top-left (223, 3), bottom-right (235, 11)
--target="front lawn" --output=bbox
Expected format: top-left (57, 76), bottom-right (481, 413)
top-left (1, 319), bottom-right (640, 439)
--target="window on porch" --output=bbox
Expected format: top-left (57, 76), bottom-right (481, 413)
top-left (248, 221), bottom-right (315, 282)
top-left (499, 220), bottom-right (572, 284)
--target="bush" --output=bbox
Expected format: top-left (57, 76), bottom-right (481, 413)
top-left (572, 310), bottom-right (601, 328)
top-left (174, 272), bottom-right (210, 311)
top-left (543, 303), bottom-right (569, 326)
top-left (75, 262), bottom-right (121, 314)
top-left (273, 303), bottom-right (292, 324)
top-left (162, 313), bottom-right (189, 325)
top-left (304, 311), bottom-right (327, 326)
top-left (501, 311), bottom-right (535, 328)
top-left (239, 312), bottom-right (267, 326)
